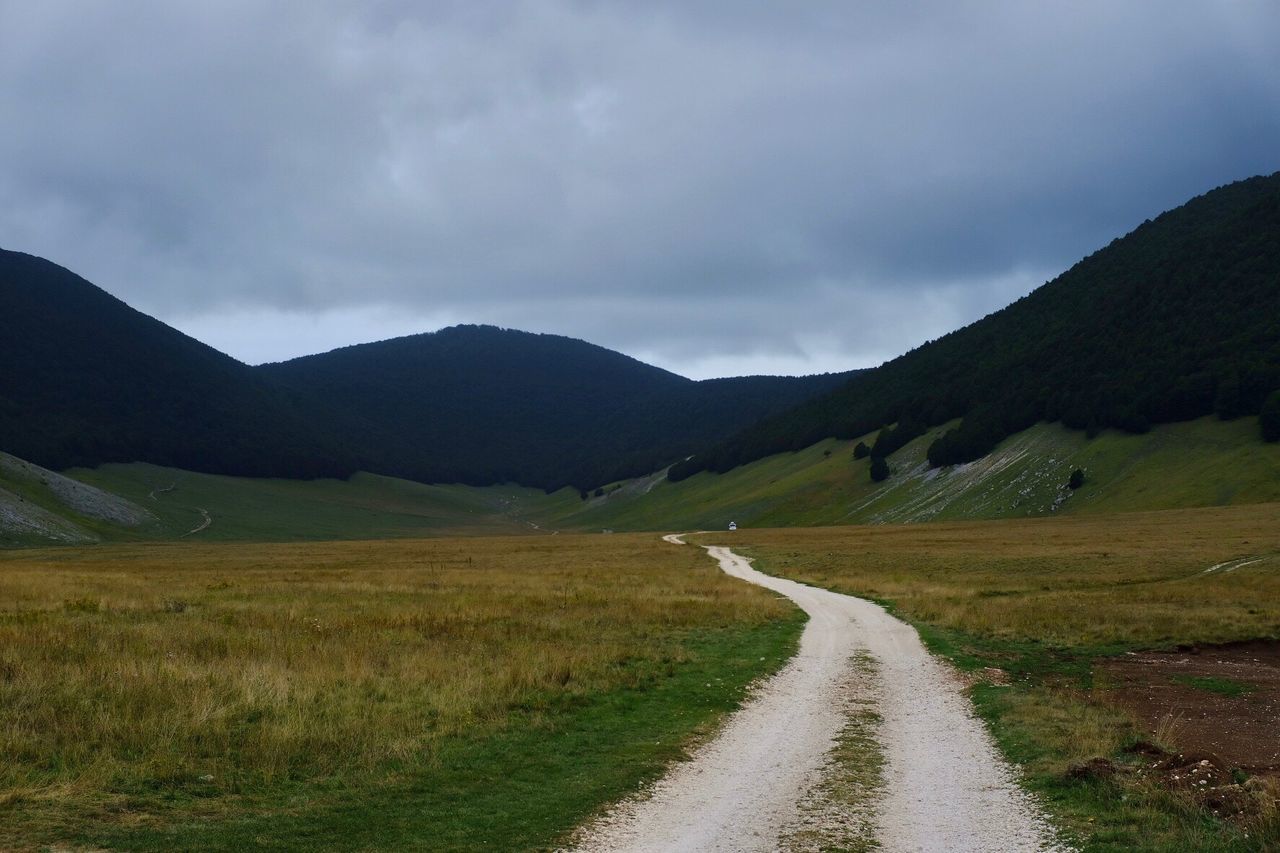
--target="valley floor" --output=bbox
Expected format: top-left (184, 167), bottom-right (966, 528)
top-left (1, 504), bottom-right (1276, 850)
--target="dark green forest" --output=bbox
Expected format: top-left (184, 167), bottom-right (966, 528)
top-left (258, 327), bottom-right (850, 490)
top-left (0, 249), bottom-right (352, 479)
top-left (0, 251), bottom-right (847, 490)
top-left (670, 172), bottom-right (1280, 481)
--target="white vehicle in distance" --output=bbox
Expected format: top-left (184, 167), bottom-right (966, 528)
top-left (728, 521), bottom-right (737, 531)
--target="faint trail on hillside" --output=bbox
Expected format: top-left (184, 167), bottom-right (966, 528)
top-left (1201, 555), bottom-right (1268, 575)
top-left (493, 493), bottom-right (559, 535)
top-left (182, 507), bottom-right (211, 537)
top-left (145, 482), bottom-right (211, 538)
top-left (570, 535), bottom-right (1065, 853)
top-left (148, 482), bottom-right (176, 501)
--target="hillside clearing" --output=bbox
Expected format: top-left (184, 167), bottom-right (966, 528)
top-left (566, 416), bottom-right (1280, 532)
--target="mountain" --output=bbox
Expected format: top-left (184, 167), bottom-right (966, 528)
top-left (0, 249), bottom-right (351, 479)
top-left (17, 171), bottom-right (1273, 497)
top-left (258, 327), bottom-right (852, 490)
top-left (0, 251), bottom-right (848, 490)
top-left (670, 172), bottom-right (1280, 481)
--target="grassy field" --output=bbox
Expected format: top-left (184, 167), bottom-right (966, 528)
top-left (5, 454), bottom-right (582, 546)
top-left (0, 533), bottom-right (799, 850)
top-left (7, 462), bottom-right (1279, 850)
top-left (701, 503), bottom-right (1280, 851)
top-left (67, 462), bottom-right (586, 542)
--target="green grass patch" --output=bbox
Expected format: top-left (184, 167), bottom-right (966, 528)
top-left (1171, 675), bottom-right (1256, 698)
top-left (782, 650), bottom-right (885, 852)
top-left (65, 462), bottom-right (579, 542)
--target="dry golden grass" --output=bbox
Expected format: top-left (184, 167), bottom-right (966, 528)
top-left (0, 533), bottom-right (791, 836)
top-left (712, 503), bottom-right (1280, 648)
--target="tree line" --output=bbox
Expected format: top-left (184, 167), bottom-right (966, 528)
top-left (670, 173), bottom-right (1280, 482)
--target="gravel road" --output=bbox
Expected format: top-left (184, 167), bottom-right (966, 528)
top-left (570, 535), bottom-right (1066, 852)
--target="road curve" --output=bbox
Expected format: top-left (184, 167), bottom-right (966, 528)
top-left (571, 535), bottom-right (1064, 852)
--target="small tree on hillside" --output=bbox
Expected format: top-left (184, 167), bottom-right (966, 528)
top-left (1068, 468), bottom-right (1085, 490)
top-left (1214, 371), bottom-right (1245, 421)
top-left (1262, 390), bottom-right (1280, 442)
top-left (853, 441), bottom-right (870, 460)
top-left (870, 455), bottom-right (890, 482)
top-left (871, 426), bottom-right (893, 457)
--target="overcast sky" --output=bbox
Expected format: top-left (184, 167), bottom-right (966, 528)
top-left (2, 2), bottom-right (1278, 378)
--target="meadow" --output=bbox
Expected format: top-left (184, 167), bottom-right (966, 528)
top-left (67, 463), bottom-right (580, 541)
top-left (0, 533), bottom-right (798, 850)
top-left (706, 502), bottom-right (1280, 852)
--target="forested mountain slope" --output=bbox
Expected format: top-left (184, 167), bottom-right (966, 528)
top-left (259, 327), bottom-right (851, 490)
top-left (0, 250), bottom-right (847, 490)
top-left (0, 249), bottom-right (351, 479)
top-left (671, 172), bottom-right (1280, 480)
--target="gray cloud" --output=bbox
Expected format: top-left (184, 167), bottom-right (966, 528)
top-left (2, 1), bottom-right (1278, 377)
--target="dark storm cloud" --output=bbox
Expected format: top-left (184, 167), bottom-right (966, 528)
top-left (2, 1), bottom-right (1278, 376)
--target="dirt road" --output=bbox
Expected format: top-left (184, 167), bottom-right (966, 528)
top-left (572, 536), bottom-right (1064, 852)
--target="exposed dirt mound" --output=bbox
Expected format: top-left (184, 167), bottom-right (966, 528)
top-left (1066, 756), bottom-right (1121, 781)
top-left (1124, 748), bottom-right (1279, 822)
top-left (1068, 742), bottom-right (1280, 823)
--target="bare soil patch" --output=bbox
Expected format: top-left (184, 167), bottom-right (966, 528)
top-left (1098, 640), bottom-right (1280, 774)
